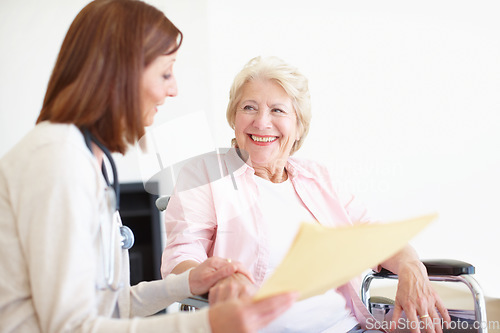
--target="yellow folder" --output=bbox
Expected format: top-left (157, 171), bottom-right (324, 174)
top-left (254, 213), bottom-right (436, 301)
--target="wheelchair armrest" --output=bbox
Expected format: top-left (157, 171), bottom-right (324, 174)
top-left (155, 196), bottom-right (170, 212)
top-left (374, 259), bottom-right (475, 277)
top-left (362, 259), bottom-right (487, 332)
top-left (179, 293), bottom-right (209, 309)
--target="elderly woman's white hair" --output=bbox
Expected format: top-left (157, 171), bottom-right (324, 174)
top-left (226, 56), bottom-right (312, 155)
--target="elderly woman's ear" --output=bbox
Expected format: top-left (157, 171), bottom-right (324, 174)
top-left (296, 125), bottom-right (303, 141)
top-left (295, 123), bottom-right (304, 145)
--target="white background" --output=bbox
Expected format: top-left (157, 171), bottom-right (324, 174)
top-left (1, 0), bottom-right (499, 297)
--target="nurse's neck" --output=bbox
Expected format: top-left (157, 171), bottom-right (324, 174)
top-left (90, 142), bottom-right (104, 167)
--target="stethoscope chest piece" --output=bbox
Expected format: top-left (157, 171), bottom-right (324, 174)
top-left (120, 225), bottom-right (134, 250)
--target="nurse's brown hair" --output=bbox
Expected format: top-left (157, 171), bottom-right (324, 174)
top-left (37, 0), bottom-right (182, 153)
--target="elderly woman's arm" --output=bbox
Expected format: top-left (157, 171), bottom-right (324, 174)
top-left (380, 245), bottom-right (451, 333)
top-left (162, 180), bottom-right (258, 303)
top-left (161, 178), bottom-right (216, 277)
top-left (336, 180), bottom-right (450, 332)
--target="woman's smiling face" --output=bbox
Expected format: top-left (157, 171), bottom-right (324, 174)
top-left (234, 78), bottom-right (300, 168)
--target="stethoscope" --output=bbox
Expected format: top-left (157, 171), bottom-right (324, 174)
top-left (83, 129), bottom-right (134, 290)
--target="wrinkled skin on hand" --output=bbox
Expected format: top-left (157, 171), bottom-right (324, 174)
top-left (208, 272), bottom-right (258, 304)
top-left (390, 261), bottom-right (451, 333)
top-left (188, 257), bottom-right (254, 296)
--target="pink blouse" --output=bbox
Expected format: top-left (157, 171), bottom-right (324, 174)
top-left (161, 148), bottom-right (376, 328)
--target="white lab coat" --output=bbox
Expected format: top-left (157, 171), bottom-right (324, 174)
top-left (0, 122), bottom-right (210, 332)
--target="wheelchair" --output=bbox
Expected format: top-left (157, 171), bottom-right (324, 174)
top-left (362, 260), bottom-right (487, 333)
top-left (156, 197), bottom-right (488, 332)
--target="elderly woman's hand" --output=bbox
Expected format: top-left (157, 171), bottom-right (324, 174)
top-left (208, 271), bottom-right (258, 304)
top-left (390, 260), bottom-right (451, 333)
top-left (188, 257), bottom-right (254, 296)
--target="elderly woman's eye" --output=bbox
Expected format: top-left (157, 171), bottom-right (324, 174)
top-left (243, 105), bottom-right (256, 111)
top-left (272, 108), bottom-right (285, 114)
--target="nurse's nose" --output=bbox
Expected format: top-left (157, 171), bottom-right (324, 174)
top-left (166, 75), bottom-right (178, 97)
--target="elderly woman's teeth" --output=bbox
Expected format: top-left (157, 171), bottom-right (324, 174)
top-left (251, 135), bottom-right (277, 142)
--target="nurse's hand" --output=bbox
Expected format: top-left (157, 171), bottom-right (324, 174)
top-left (209, 292), bottom-right (298, 333)
top-left (208, 272), bottom-right (258, 304)
top-left (188, 257), bottom-right (253, 296)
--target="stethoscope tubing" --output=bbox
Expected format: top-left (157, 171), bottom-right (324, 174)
top-left (83, 129), bottom-right (120, 210)
top-left (82, 128), bottom-right (134, 291)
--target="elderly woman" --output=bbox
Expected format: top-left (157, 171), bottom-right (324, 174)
top-left (161, 56), bottom-right (450, 332)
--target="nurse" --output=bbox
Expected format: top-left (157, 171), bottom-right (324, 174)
top-left (0, 1), bottom-right (295, 332)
